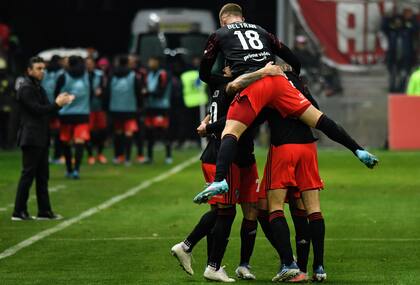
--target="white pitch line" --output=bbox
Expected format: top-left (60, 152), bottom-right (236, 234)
top-left (45, 237), bottom-right (420, 242)
top-left (0, 155), bottom-right (199, 260)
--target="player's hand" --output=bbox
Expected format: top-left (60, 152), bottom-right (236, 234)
top-left (262, 62), bottom-right (285, 77)
top-left (95, 88), bottom-right (102, 96)
top-left (223, 66), bottom-right (233, 77)
top-left (355, 149), bottom-right (379, 169)
top-left (197, 122), bottom-right (207, 137)
top-left (55, 93), bottom-right (75, 107)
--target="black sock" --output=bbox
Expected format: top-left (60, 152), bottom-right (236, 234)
top-left (135, 131), bottom-right (144, 156)
top-left (308, 212), bottom-right (325, 270)
top-left (63, 144), bottom-right (73, 173)
top-left (114, 134), bottom-right (122, 157)
top-left (316, 114), bottom-right (362, 154)
top-left (165, 142), bottom-right (172, 159)
top-left (86, 141), bottom-right (93, 157)
top-left (206, 230), bottom-right (214, 265)
top-left (291, 208), bottom-right (310, 273)
top-left (184, 209), bottom-right (217, 252)
top-left (74, 143), bottom-right (84, 171)
top-left (257, 209), bottom-right (281, 259)
top-left (269, 210), bottom-right (294, 266)
top-left (125, 136), bottom-right (133, 162)
top-left (240, 218), bottom-right (258, 266)
top-left (98, 130), bottom-right (107, 155)
top-left (208, 207), bottom-right (236, 270)
top-left (214, 134), bottom-right (238, 182)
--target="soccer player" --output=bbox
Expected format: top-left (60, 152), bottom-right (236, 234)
top-left (55, 55), bottom-right (91, 179)
top-left (171, 64), bottom-right (283, 282)
top-left (108, 55), bottom-right (141, 166)
top-left (41, 55), bottom-right (64, 164)
top-left (144, 56), bottom-right (172, 164)
top-left (257, 64), bottom-right (327, 282)
top-left (86, 56), bottom-right (108, 165)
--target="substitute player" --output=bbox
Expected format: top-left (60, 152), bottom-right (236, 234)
top-left (86, 56), bottom-right (108, 165)
top-left (55, 56), bottom-right (91, 179)
top-left (108, 55), bottom-right (140, 166)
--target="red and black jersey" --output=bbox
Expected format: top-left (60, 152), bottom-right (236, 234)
top-left (200, 80), bottom-right (230, 164)
top-left (200, 21), bottom-right (301, 82)
top-left (200, 78), bottom-right (257, 167)
top-left (259, 71), bottom-right (318, 146)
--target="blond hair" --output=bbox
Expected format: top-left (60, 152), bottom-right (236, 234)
top-left (219, 3), bottom-right (243, 19)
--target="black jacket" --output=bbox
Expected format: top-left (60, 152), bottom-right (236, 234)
top-left (16, 76), bottom-right (60, 147)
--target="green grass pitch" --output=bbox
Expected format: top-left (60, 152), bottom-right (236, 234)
top-left (0, 148), bottom-right (419, 284)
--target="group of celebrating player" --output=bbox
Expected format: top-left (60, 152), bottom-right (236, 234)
top-left (171, 3), bottom-right (378, 283)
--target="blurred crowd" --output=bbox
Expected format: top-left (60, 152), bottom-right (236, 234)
top-left (382, 6), bottom-right (420, 93)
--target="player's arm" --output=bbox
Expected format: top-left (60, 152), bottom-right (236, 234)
top-left (54, 74), bottom-right (65, 98)
top-left (199, 33), bottom-right (220, 84)
top-left (206, 116), bottom-right (226, 134)
top-left (268, 33), bottom-right (301, 75)
top-left (225, 62), bottom-right (284, 96)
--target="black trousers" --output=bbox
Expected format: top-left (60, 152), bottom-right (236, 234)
top-left (14, 146), bottom-right (52, 214)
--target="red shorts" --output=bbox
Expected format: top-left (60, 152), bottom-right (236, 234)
top-left (114, 119), bottom-right (138, 133)
top-left (49, 118), bottom-right (60, 130)
top-left (227, 76), bottom-right (311, 126)
top-left (60, 123), bottom-right (90, 142)
top-left (89, 111), bottom-right (107, 130)
top-left (237, 163), bottom-right (259, 204)
top-left (201, 163), bottom-right (240, 205)
top-left (144, 116), bottom-right (170, 129)
top-left (259, 143), bottom-right (323, 199)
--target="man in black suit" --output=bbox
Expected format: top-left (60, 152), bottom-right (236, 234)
top-left (12, 56), bottom-right (74, 221)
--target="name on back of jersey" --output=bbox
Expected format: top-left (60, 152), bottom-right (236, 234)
top-left (226, 22), bottom-right (257, 30)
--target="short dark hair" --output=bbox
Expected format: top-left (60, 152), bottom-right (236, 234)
top-left (27, 56), bottom-right (44, 69)
top-left (118, 55), bottom-right (129, 67)
top-left (219, 3), bottom-right (243, 19)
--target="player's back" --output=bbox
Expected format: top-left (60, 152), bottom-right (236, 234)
top-left (216, 22), bottom-right (276, 76)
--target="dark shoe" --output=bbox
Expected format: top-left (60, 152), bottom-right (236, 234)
top-left (36, 211), bottom-right (63, 220)
top-left (11, 211), bottom-right (34, 221)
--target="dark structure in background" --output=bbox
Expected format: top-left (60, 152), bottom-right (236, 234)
top-left (0, 0), bottom-right (276, 65)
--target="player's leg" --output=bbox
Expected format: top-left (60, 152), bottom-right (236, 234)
top-left (268, 189), bottom-right (300, 282)
top-left (87, 113), bottom-right (96, 165)
top-left (288, 193), bottom-right (310, 281)
top-left (204, 203), bottom-right (236, 282)
top-left (123, 119), bottom-right (138, 166)
top-left (60, 124), bottom-right (73, 177)
top-left (235, 164), bottom-right (259, 280)
top-left (171, 163), bottom-right (219, 275)
top-left (172, 204), bottom-right (217, 276)
top-left (113, 120), bottom-right (125, 164)
top-left (301, 190), bottom-right (327, 282)
top-left (72, 123), bottom-right (90, 179)
top-left (236, 202), bottom-right (258, 280)
top-left (204, 164), bottom-right (240, 282)
top-left (299, 105), bottom-right (378, 168)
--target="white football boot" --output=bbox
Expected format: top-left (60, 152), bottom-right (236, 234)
top-left (204, 265), bottom-right (235, 282)
top-left (235, 264), bottom-right (256, 280)
top-left (170, 242), bottom-right (193, 275)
